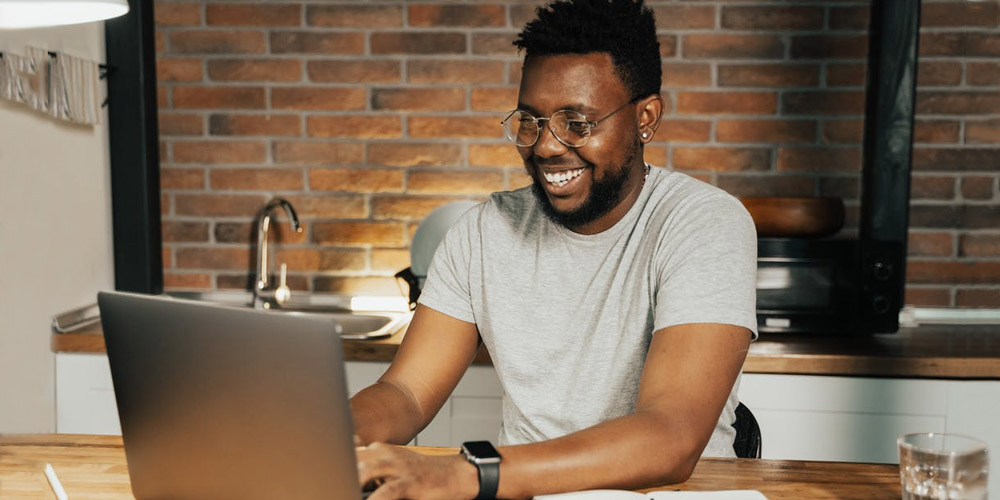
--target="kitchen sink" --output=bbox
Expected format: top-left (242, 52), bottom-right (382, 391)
top-left (164, 291), bottom-right (410, 340)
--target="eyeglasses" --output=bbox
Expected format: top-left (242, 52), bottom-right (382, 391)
top-left (500, 98), bottom-right (637, 148)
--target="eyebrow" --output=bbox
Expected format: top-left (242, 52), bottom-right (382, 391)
top-left (516, 102), bottom-right (600, 116)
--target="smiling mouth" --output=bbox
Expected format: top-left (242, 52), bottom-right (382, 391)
top-left (542, 167), bottom-right (586, 187)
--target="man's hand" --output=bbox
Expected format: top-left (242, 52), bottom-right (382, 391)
top-left (356, 443), bottom-right (479, 500)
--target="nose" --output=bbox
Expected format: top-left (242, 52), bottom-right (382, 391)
top-left (531, 119), bottom-right (569, 159)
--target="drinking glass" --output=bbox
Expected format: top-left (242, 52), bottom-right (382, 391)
top-left (898, 432), bottom-right (989, 500)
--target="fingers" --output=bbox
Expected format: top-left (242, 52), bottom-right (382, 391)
top-left (356, 442), bottom-right (407, 487)
top-left (354, 434), bottom-right (363, 447)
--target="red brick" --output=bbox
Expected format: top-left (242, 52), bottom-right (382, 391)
top-left (473, 33), bottom-right (518, 56)
top-left (163, 273), bottom-right (212, 290)
top-left (912, 175), bottom-right (956, 200)
top-left (509, 5), bottom-right (536, 28)
top-left (313, 222), bottom-right (407, 246)
top-left (310, 168), bottom-right (405, 193)
top-left (173, 140), bottom-right (267, 164)
top-left (273, 249), bottom-right (366, 272)
top-left (654, 120), bottom-right (711, 143)
top-left (818, 176), bottom-right (859, 200)
top-left (371, 32), bottom-right (466, 55)
top-left (956, 289), bottom-right (1000, 308)
top-left (157, 58), bottom-right (202, 82)
top-left (206, 4), bottom-right (301, 27)
top-left (408, 5), bottom-right (504, 27)
top-left (271, 88), bottom-right (365, 111)
top-left (313, 277), bottom-right (399, 295)
top-left (643, 147), bottom-right (667, 169)
top-left (676, 92), bottom-right (778, 115)
top-left (214, 222), bottom-right (307, 244)
top-left (960, 234), bottom-right (1000, 257)
top-left (306, 116), bottom-right (402, 139)
top-left (154, 2), bottom-right (201, 26)
top-left (777, 147), bottom-right (862, 173)
top-left (371, 249), bottom-right (411, 273)
top-left (158, 113), bottom-right (203, 136)
top-left (407, 170), bottom-right (505, 195)
top-left (469, 144), bottom-right (522, 168)
top-left (653, 6), bottom-right (716, 29)
top-left (471, 88), bottom-right (518, 112)
top-left (209, 114), bottom-right (300, 137)
top-left (156, 29), bottom-right (165, 54)
top-left (683, 34), bottom-right (784, 59)
top-left (173, 86), bottom-right (265, 109)
top-left (307, 5), bottom-right (402, 28)
top-left (662, 63), bottom-right (711, 88)
top-left (962, 176), bottom-right (996, 200)
top-left (717, 120), bottom-right (815, 144)
top-left (922, 1), bottom-right (999, 28)
top-left (718, 64), bottom-right (819, 88)
top-left (176, 248), bottom-right (250, 270)
top-left (918, 92), bottom-right (1000, 115)
top-left (207, 59), bottom-right (301, 82)
top-left (919, 33), bottom-right (966, 57)
top-left (160, 141), bottom-right (168, 162)
top-left (829, 6), bottom-right (868, 31)
top-left (968, 62), bottom-right (1000, 86)
top-left (904, 287), bottom-right (951, 307)
top-left (508, 171), bottom-right (534, 191)
top-left (161, 194), bottom-right (171, 215)
top-left (718, 175), bottom-right (815, 198)
top-left (672, 148), bottom-right (771, 172)
top-left (821, 120), bottom-right (863, 144)
top-left (284, 195), bottom-right (367, 219)
top-left (966, 120), bottom-right (1000, 144)
top-left (371, 88), bottom-right (465, 112)
top-left (169, 30), bottom-right (266, 54)
top-left (176, 194), bottom-right (268, 216)
top-left (790, 35), bottom-right (868, 59)
top-left (273, 142), bottom-right (364, 165)
top-left (409, 116), bottom-right (502, 139)
top-left (783, 91), bottom-right (865, 115)
top-left (914, 120), bottom-right (960, 144)
top-left (214, 274), bottom-right (254, 291)
top-left (162, 221), bottom-right (209, 243)
top-left (372, 196), bottom-right (469, 221)
top-left (369, 143), bottom-right (463, 168)
top-left (270, 31), bottom-right (364, 55)
top-left (918, 61), bottom-right (963, 86)
top-left (161, 168), bottom-right (204, 189)
top-left (908, 261), bottom-right (1000, 284)
top-left (660, 35), bottom-right (678, 58)
top-left (158, 85), bottom-right (167, 107)
top-left (210, 168), bottom-right (303, 191)
top-left (308, 60), bottom-right (400, 83)
top-left (826, 63), bottom-right (865, 87)
top-left (721, 6), bottom-right (823, 30)
top-left (408, 59), bottom-right (505, 84)
top-left (912, 148), bottom-right (1000, 171)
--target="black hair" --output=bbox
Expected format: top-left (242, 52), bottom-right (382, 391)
top-left (513, 0), bottom-right (661, 100)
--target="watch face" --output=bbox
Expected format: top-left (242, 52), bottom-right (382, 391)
top-left (462, 441), bottom-right (501, 460)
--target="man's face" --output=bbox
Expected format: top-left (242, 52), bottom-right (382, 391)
top-left (516, 53), bottom-right (645, 234)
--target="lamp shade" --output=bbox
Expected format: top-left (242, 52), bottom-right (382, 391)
top-left (0, 0), bottom-right (129, 29)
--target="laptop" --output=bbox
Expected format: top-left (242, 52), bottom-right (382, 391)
top-left (98, 291), bottom-right (363, 500)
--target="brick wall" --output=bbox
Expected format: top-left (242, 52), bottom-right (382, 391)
top-left (155, 1), bottom-right (1000, 307)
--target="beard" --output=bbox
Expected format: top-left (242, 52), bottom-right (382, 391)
top-left (528, 138), bottom-right (641, 229)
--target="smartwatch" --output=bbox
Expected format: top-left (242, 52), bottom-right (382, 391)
top-left (461, 440), bottom-right (502, 500)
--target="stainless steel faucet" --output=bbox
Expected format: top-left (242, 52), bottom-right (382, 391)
top-left (254, 197), bottom-right (303, 308)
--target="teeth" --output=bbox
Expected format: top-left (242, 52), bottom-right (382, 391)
top-left (543, 168), bottom-right (584, 186)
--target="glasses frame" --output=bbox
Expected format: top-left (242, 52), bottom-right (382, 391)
top-left (500, 97), bottom-right (639, 148)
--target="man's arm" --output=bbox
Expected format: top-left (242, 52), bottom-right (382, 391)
top-left (350, 304), bottom-right (481, 445)
top-left (357, 322), bottom-right (751, 500)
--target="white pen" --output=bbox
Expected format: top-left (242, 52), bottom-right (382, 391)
top-left (44, 463), bottom-right (69, 500)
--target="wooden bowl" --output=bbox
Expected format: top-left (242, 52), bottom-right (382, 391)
top-left (739, 197), bottom-right (845, 238)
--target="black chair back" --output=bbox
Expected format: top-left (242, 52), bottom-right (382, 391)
top-left (732, 402), bottom-right (762, 459)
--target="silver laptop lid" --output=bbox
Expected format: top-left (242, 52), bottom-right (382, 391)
top-left (98, 291), bottom-right (362, 500)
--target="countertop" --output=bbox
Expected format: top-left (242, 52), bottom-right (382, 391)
top-left (52, 323), bottom-right (1000, 379)
top-left (0, 434), bottom-right (902, 500)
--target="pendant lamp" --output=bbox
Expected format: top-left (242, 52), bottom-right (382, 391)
top-left (0, 0), bottom-right (129, 29)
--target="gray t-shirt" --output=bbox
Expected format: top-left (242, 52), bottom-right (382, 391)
top-left (419, 166), bottom-right (758, 457)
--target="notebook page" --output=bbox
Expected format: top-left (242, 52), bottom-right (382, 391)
top-left (648, 490), bottom-right (768, 500)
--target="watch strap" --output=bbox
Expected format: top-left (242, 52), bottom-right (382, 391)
top-left (474, 459), bottom-right (500, 500)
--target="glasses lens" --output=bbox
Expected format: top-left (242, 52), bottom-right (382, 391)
top-left (503, 111), bottom-right (539, 147)
top-left (551, 111), bottom-right (591, 147)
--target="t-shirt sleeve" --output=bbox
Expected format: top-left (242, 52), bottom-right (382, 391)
top-left (653, 194), bottom-right (758, 339)
top-left (416, 206), bottom-right (480, 324)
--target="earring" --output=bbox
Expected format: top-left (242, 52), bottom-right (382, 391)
top-left (641, 132), bottom-right (649, 139)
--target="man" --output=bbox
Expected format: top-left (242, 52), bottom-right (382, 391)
top-left (351, 0), bottom-right (758, 498)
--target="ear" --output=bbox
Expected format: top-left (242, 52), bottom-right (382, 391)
top-left (635, 94), bottom-right (664, 144)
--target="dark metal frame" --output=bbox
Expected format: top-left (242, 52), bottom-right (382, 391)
top-left (105, 0), bottom-right (163, 293)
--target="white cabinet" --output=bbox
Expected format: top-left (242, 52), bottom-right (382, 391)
top-left (55, 353), bottom-right (120, 435)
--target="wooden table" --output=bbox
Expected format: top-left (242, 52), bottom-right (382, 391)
top-left (0, 434), bottom-right (902, 499)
